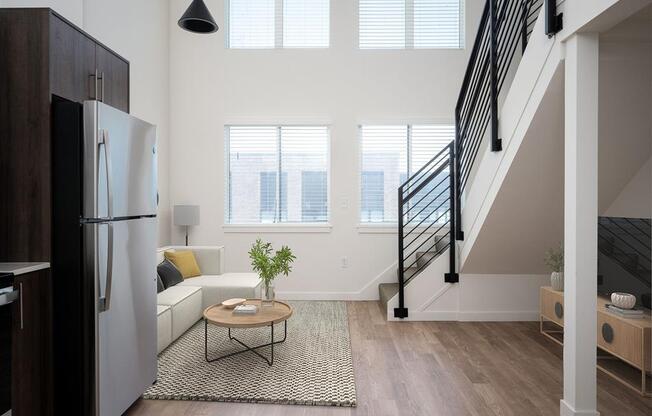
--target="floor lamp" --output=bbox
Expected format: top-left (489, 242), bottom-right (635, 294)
top-left (174, 205), bottom-right (200, 246)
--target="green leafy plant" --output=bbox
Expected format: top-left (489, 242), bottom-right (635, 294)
top-left (248, 239), bottom-right (296, 288)
top-left (544, 243), bottom-right (564, 273)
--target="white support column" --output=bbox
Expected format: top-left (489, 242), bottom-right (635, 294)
top-left (562, 33), bottom-right (600, 416)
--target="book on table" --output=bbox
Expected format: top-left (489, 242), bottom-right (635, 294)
top-left (605, 304), bottom-right (645, 318)
top-left (233, 304), bottom-right (258, 315)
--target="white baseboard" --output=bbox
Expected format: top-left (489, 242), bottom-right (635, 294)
top-left (560, 400), bottom-right (600, 416)
top-left (387, 310), bottom-right (459, 321)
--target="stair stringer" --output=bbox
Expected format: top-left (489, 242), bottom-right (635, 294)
top-left (386, 247), bottom-right (460, 321)
top-left (459, 11), bottom-right (564, 271)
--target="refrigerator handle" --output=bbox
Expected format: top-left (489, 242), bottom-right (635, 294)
top-left (98, 129), bottom-right (114, 219)
top-left (99, 222), bottom-right (114, 312)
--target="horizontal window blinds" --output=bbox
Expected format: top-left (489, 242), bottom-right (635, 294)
top-left (359, 0), bottom-right (463, 49)
top-left (359, 0), bottom-right (405, 49)
top-left (228, 0), bottom-right (276, 48)
top-left (228, 0), bottom-right (329, 48)
top-left (284, 0), bottom-right (330, 48)
top-left (414, 0), bottom-right (463, 48)
top-left (227, 126), bottom-right (329, 224)
top-left (360, 124), bottom-right (454, 223)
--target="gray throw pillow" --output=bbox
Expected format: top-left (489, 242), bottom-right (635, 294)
top-left (157, 259), bottom-right (183, 289)
top-left (156, 273), bottom-right (165, 293)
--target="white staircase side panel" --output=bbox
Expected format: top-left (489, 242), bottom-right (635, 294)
top-left (460, 12), bottom-right (564, 269)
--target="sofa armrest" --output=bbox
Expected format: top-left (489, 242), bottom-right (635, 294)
top-left (158, 245), bottom-right (225, 275)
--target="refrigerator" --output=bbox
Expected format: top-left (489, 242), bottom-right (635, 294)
top-left (52, 98), bottom-right (158, 416)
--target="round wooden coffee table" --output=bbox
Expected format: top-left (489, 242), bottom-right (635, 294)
top-left (203, 300), bottom-right (293, 366)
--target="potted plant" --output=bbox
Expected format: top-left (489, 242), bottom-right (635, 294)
top-left (544, 243), bottom-right (564, 291)
top-left (249, 239), bottom-right (296, 307)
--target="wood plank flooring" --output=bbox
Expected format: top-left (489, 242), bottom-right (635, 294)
top-left (127, 301), bottom-right (652, 416)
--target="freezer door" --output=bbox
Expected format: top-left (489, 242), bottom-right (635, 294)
top-left (83, 101), bottom-right (157, 219)
top-left (90, 217), bottom-right (158, 416)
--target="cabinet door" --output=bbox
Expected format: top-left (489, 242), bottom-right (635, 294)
top-left (96, 45), bottom-right (130, 113)
top-left (50, 15), bottom-right (96, 103)
top-left (12, 270), bottom-right (52, 416)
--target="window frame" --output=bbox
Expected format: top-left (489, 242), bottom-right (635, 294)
top-left (225, 124), bottom-right (332, 227)
top-left (225, 0), bottom-right (331, 49)
top-left (358, 0), bottom-right (465, 50)
top-left (358, 123), bottom-right (455, 226)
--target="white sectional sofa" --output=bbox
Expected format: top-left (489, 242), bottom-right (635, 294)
top-left (155, 246), bottom-right (262, 353)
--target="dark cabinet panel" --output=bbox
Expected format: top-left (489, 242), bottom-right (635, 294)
top-left (12, 269), bottom-right (52, 416)
top-left (96, 45), bottom-right (130, 112)
top-left (50, 15), bottom-right (96, 103)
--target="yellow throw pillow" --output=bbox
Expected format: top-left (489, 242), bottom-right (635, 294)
top-left (164, 250), bottom-right (201, 278)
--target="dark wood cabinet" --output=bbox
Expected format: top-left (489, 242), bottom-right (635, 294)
top-left (0, 8), bottom-right (131, 415)
top-left (0, 7), bottom-right (130, 262)
top-left (12, 269), bottom-right (52, 416)
top-left (96, 44), bottom-right (130, 112)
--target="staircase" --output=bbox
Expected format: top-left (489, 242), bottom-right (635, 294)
top-left (598, 217), bottom-right (651, 285)
top-left (381, 0), bottom-right (556, 319)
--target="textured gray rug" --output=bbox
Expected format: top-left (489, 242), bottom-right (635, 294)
top-left (143, 301), bottom-right (356, 407)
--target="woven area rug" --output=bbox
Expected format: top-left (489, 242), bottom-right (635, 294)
top-left (143, 301), bottom-right (356, 407)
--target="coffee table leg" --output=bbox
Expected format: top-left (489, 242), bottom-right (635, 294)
top-left (205, 320), bottom-right (288, 366)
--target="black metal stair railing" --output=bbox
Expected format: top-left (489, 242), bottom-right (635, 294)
top-left (598, 217), bottom-right (651, 285)
top-left (393, 0), bottom-right (560, 318)
top-left (454, 0), bottom-right (545, 240)
top-left (395, 143), bottom-right (456, 318)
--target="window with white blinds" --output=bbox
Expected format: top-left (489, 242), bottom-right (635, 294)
top-left (359, 0), bottom-right (464, 49)
top-left (227, 0), bottom-right (330, 48)
top-left (226, 126), bottom-right (330, 224)
top-left (359, 124), bottom-right (455, 223)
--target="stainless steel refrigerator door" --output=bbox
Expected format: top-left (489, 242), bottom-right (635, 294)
top-left (89, 217), bottom-right (158, 416)
top-left (83, 101), bottom-right (157, 220)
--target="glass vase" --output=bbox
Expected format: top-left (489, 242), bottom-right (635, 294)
top-left (261, 282), bottom-right (275, 308)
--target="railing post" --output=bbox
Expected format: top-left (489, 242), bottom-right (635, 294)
top-left (454, 110), bottom-right (464, 241)
top-left (545, 0), bottom-right (563, 37)
top-left (445, 144), bottom-right (459, 283)
top-left (394, 186), bottom-right (408, 318)
top-left (489, 0), bottom-right (501, 152)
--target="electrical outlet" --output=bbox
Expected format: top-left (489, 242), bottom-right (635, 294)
top-left (340, 198), bottom-right (349, 209)
top-left (341, 257), bottom-right (348, 268)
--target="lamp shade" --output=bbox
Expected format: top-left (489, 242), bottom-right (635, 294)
top-left (174, 205), bottom-right (200, 226)
top-left (178, 0), bottom-right (218, 34)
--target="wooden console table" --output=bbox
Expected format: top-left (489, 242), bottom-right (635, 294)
top-left (540, 286), bottom-right (651, 396)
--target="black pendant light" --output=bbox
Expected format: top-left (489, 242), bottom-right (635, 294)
top-left (178, 0), bottom-right (218, 34)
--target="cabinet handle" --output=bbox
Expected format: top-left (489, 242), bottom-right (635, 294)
top-left (19, 282), bottom-right (24, 330)
top-left (99, 72), bottom-right (105, 102)
top-left (89, 70), bottom-right (98, 100)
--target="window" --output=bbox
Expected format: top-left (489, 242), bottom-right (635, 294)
top-left (226, 125), bottom-right (329, 224)
top-left (227, 0), bottom-right (330, 48)
top-left (359, 0), bottom-right (464, 49)
top-left (359, 124), bottom-right (455, 223)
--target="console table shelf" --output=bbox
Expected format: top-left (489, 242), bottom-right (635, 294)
top-left (539, 286), bottom-right (652, 397)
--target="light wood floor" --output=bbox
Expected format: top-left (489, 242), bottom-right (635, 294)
top-left (127, 301), bottom-right (652, 416)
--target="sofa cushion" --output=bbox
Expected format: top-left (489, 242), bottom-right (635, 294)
top-left (164, 250), bottom-right (201, 278)
top-left (157, 259), bottom-right (183, 289)
top-left (177, 273), bottom-right (261, 309)
top-left (157, 286), bottom-right (202, 340)
top-left (156, 305), bottom-right (172, 354)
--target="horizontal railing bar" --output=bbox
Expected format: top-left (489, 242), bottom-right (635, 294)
top-left (404, 233), bottom-right (450, 274)
top-left (403, 211), bottom-right (450, 250)
top-left (402, 153), bottom-right (450, 195)
top-left (598, 223), bottom-right (651, 262)
top-left (400, 144), bottom-right (452, 191)
top-left (405, 231), bottom-right (450, 264)
top-left (403, 181), bottom-right (450, 219)
top-left (602, 217), bottom-right (651, 251)
top-left (621, 217), bottom-right (652, 239)
top-left (403, 162), bottom-right (450, 202)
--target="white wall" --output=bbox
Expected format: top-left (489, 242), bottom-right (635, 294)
top-left (0, 0), bottom-right (172, 246)
top-left (604, 157), bottom-right (652, 217)
top-left (169, 0), bottom-right (484, 297)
